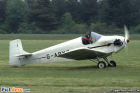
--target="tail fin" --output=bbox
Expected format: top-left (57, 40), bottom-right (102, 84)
top-left (9, 39), bottom-right (32, 66)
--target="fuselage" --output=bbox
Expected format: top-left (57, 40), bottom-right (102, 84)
top-left (22, 35), bottom-right (125, 65)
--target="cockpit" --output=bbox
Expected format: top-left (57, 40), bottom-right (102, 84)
top-left (82, 32), bottom-right (103, 45)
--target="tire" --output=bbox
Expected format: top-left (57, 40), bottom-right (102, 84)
top-left (108, 61), bottom-right (116, 67)
top-left (97, 61), bottom-right (106, 69)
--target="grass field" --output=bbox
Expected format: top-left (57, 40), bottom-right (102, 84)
top-left (0, 34), bottom-right (140, 93)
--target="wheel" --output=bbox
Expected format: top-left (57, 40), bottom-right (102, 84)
top-left (97, 61), bottom-right (106, 69)
top-left (108, 60), bottom-right (116, 67)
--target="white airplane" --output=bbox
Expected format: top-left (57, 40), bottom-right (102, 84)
top-left (9, 26), bottom-right (130, 69)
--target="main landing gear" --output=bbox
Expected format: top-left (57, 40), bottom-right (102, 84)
top-left (97, 57), bottom-right (116, 69)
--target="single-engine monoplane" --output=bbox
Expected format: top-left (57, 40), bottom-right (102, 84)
top-left (9, 26), bottom-right (130, 68)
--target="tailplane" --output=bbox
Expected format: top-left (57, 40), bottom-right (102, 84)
top-left (9, 39), bottom-right (32, 66)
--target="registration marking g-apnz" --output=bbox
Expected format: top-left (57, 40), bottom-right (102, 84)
top-left (46, 50), bottom-right (69, 59)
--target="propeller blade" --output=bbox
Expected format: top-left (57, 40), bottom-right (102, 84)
top-left (124, 25), bottom-right (130, 54)
top-left (124, 25), bottom-right (130, 42)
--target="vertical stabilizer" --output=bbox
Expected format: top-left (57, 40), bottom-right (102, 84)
top-left (9, 39), bottom-right (31, 66)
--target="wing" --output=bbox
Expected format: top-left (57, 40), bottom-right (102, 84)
top-left (58, 48), bottom-right (109, 60)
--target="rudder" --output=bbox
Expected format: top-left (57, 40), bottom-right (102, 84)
top-left (9, 39), bottom-right (30, 66)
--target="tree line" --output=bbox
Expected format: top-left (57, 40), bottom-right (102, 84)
top-left (0, 0), bottom-right (140, 34)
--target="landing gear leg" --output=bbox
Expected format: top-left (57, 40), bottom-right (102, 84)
top-left (103, 57), bottom-right (116, 67)
top-left (97, 57), bottom-right (106, 69)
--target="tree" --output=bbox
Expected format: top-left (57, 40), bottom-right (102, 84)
top-left (65, 0), bottom-right (81, 23)
top-left (0, 0), bottom-right (7, 24)
top-left (52, 0), bottom-right (67, 21)
top-left (102, 0), bottom-right (138, 27)
top-left (4, 0), bottom-right (29, 33)
top-left (27, 0), bottom-right (57, 32)
top-left (130, 0), bottom-right (140, 26)
top-left (58, 12), bottom-right (76, 33)
top-left (80, 0), bottom-right (98, 25)
top-left (0, 0), bottom-right (7, 34)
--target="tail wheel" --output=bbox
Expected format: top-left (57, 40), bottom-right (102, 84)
top-left (108, 61), bottom-right (116, 67)
top-left (97, 61), bottom-right (106, 69)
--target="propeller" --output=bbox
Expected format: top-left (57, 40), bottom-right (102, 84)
top-left (124, 25), bottom-right (130, 44)
top-left (124, 25), bottom-right (130, 53)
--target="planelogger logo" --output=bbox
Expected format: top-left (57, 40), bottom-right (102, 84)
top-left (1, 87), bottom-right (30, 92)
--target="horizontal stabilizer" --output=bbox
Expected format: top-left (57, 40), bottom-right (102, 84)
top-left (16, 52), bottom-right (32, 57)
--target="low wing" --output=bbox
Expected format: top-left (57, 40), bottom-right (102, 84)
top-left (58, 48), bottom-right (109, 60)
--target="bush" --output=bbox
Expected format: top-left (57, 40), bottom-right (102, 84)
top-left (89, 22), bottom-right (122, 34)
top-left (17, 22), bottom-right (36, 34)
top-left (71, 24), bottom-right (88, 34)
top-left (57, 12), bottom-right (89, 34)
top-left (58, 12), bottom-right (76, 34)
top-left (89, 22), bottom-right (108, 34)
top-left (130, 24), bottom-right (140, 33)
top-left (0, 24), bottom-right (7, 34)
top-left (0, 29), bottom-right (6, 34)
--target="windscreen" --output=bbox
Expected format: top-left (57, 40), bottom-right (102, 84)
top-left (91, 32), bottom-right (103, 42)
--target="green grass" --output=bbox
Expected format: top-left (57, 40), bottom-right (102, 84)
top-left (0, 35), bottom-right (140, 93)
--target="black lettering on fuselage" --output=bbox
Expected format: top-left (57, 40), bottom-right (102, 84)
top-left (54, 53), bottom-right (57, 57)
top-left (58, 52), bottom-right (61, 55)
top-left (62, 51), bottom-right (65, 53)
top-left (46, 50), bottom-right (70, 59)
